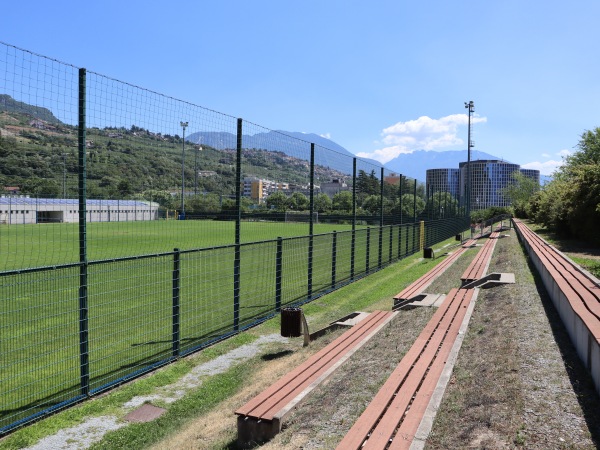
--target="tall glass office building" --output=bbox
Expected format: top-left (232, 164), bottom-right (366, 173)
top-left (425, 169), bottom-right (460, 199)
top-left (426, 160), bottom-right (540, 212)
top-left (520, 168), bottom-right (541, 185)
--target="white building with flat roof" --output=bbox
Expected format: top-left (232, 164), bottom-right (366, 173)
top-left (0, 197), bottom-right (159, 225)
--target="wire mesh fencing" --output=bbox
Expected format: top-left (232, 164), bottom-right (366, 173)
top-left (0, 41), bottom-right (470, 434)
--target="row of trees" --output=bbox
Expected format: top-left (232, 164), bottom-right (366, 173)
top-left (508, 127), bottom-right (600, 245)
top-left (263, 190), bottom-right (432, 217)
top-left (138, 187), bottom-right (463, 221)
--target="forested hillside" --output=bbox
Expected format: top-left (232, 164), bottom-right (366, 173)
top-left (0, 105), bottom-right (347, 201)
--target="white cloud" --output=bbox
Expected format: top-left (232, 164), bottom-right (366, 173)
top-left (320, 132), bottom-right (331, 139)
top-left (358, 114), bottom-right (487, 164)
top-left (357, 145), bottom-right (414, 162)
top-left (521, 149), bottom-right (573, 176)
top-left (521, 160), bottom-right (563, 176)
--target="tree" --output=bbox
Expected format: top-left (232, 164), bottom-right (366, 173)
top-left (502, 172), bottom-right (538, 218)
top-left (470, 206), bottom-right (512, 223)
top-left (221, 196), bottom-right (252, 213)
top-left (360, 195), bottom-right (394, 215)
top-left (398, 194), bottom-right (425, 219)
top-left (530, 127), bottom-right (600, 244)
top-left (117, 180), bottom-right (133, 197)
top-left (266, 191), bottom-right (288, 212)
top-left (314, 193), bottom-right (332, 213)
top-left (136, 189), bottom-right (176, 209)
top-left (288, 192), bottom-right (309, 211)
top-left (356, 169), bottom-right (379, 197)
top-left (332, 191), bottom-right (353, 213)
top-left (21, 178), bottom-right (61, 198)
top-left (426, 192), bottom-right (459, 218)
top-left (361, 195), bottom-right (381, 215)
top-left (564, 128), bottom-right (600, 168)
top-left (187, 193), bottom-right (221, 213)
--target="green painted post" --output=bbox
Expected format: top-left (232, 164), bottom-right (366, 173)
top-left (413, 179), bottom-right (417, 252)
top-left (234, 118), bottom-right (242, 331)
top-left (276, 237), bottom-right (283, 312)
top-left (366, 227), bottom-right (371, 274)
top-left (351, 158), bottom-right (356, 280)
top-left (172, 248), bottom-right (181, 357)
top-left (331, 231), bottom-right (337, 288)
top-left (389, 225), bottom-right (393, 263)
top-left (77, 67), bottom-right (89, 397)
top-left (398, 175), bottom-right (403, 258)
top-left (378, 168), bottom-right (384, 269)
top-left (308, 143), bottom-right (314, 300)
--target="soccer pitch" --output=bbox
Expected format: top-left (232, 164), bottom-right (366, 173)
top-left (0, 219), bottom-right (359, 272)
top-left (1, 219), bottom-right (415, 432)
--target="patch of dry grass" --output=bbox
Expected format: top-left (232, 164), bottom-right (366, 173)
top-left (426, 232), bottom-right (600, 449)
top-left (145, 231), bottom-right (600, 449)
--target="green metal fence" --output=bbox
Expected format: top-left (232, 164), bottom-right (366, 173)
top-left (0, 41), bottom-right (469, 434)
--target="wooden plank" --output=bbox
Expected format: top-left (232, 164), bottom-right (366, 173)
top-left (514, 220), bottom-right (600, 331)
top-left (235, 310), bottom-right (396, 420)
top-left (336, 289), bottom-right (467, 450)
top-left (461, 233), bottom-right (499, 283)
top-left (394, 248), bottom-right (467, 301)
top-left (360, 289), bottom-right (471, 450)
top-left (388, 289), bottom-right (474, 449)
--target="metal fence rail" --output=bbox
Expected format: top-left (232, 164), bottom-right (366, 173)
top-left (0, 41), bottom-right (469, 434)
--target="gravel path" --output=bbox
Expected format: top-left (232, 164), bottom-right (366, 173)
top-left (23, 334), bottom-right (288, 450)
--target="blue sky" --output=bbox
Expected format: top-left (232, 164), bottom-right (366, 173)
top-left (3, 0), bottom-right (599, 175)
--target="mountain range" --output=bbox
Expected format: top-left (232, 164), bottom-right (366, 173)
top-left (186, 130), bottom-right (383, 177)
top-left (0, 94), bottom-right (61, 124)
top-left (0, 92), bottom-right (544, 184)
top-left (187, 129), bottom-right (512, 182)
top-left (385, 149), bottom-right (509, 181)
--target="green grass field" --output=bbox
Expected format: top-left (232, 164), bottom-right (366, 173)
top-left (0, 220), bottom-right (361, 272)
top-left (0, 218), bottom-right (441, 433)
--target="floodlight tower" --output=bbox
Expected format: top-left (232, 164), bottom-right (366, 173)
top-left (464, 101), bottom-right (474, 217)
top-left (180, 121), bottom-right (188, 219)
top-left (62, 152), bottom-right (67, 198)
top-left (194, 145), bottom-right (202, 195)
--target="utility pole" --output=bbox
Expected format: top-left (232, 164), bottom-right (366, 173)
top-left (464, 101), bottom-right (474, 218)
top-left (180, 121), bottom-right (188, 219)
top-left (194, 145), bottom-right (202, 195)
top-left (63, 152), bottom-right (67, 198)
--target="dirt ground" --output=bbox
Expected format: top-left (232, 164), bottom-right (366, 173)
top-left (153, 228), bottom-right (600, 449)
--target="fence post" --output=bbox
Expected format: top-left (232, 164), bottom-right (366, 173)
top-left (398, 175), bottom-right (403, 258)
top-left (307, 143), bottom-right (314, 300)
top-left (398, 224), bottom-right (402, 259)
top-left (276, 237), bottom-right (283, 312)
top-left (331, 231), bottom-right (337, 288)
top-left (389, 226), bottom-right (393, 263)
top-left (378, 167), bottom-right (384, 269)
top-left (366, 227), bottom-right (371, 273)
top-left (172, 248), bottom-right (181, 357)
top-left (234, 118), bottom-right (242, 331)
top-left (412, 179), bottom-right (417, 254)
top-left (351, 158), bottom-right (356, 280)
top-left (77, 67), bottom-right (89, 397)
